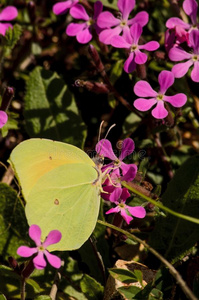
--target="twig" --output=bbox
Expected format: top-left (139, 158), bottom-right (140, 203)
top-left (89, 237), bottom-right (106, 284)
top-left (97, 220), bottom-right (198, 300)
top-left (49, 262), bottom-right (64, 300)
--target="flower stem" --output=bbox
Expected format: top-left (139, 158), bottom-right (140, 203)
top-left (122, 181), bottom-right (199, 225)
top-left (20, 277), bottom-right (26, 300)
top-left (97, 219), bottom-right (198, 300)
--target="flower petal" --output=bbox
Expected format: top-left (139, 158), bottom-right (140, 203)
top-left (134, 50), bottom-right (147, 64)
top-left (169, 46), bottom-right (192, 61)
top-left (117, 0), bottom-right (135, 20)
top-left (97, 11), bottom-right (119, 29)
top-left (124, 52), bottom-right (136, 73)
top-left (53, 0), bottom-right (78, 15)
top-left (111, 35), bottom-right (131, 48)
top-left (119, 138), bottom-right (135, 160)
top-left (44, 251), bottom-right (62, 269)
top-left (172, 60), bottom-right (193, 78)
top-left (121, 164), bottom-right (137, 180)
top-left (164, 94), bottom-right (187, 107)
top-left (134, 98), bottom-right (157, 111)
top-left (66, 22), bottom-right (86, 36)
top-left (0, 111), bottom-right (8, 128)
top-left (120, 188), bottom-right (131, 202)
top-left (127, 206), bottom-right (146, 218)
top-left (17, 246), bottom-right (37, 257)
top-left (183, 0), bottom-right (198, 24)
top-left (99, 26), bottom-right (122, 44)
top-left (0, 23), bottom-right (12, 36)
top-left (139, 41), bottom-right (160, 51)
top-left (130, 23), bottom-right (142, 45)
top-left (33, 252), bottom-right (46, 270)
top-left (166, 17), bottom-right (190, 30)
top-left (109, 187), bottom-right (123, 203)
top-left (120, 208), bottom-right (133, 224)
top-left (189, 29), bottom-right (199, 53)
top-left (191, 61), bottom-right (199, 82)
top-left (151, 101), bottom-right (168, 119)
top-left (134, 81), bottom-right (157, 97)
top-left (29, 224), bottom-right (42, 246)
top-left (77, 26), bottom-right (92, 43)
top-left (158, 70), bottom-right (174, 94)
top-left (0, 6), bottom-right (18, 21)
top-left (43, 230), bottom-right (62, 248)
top-left (128, 11), bottom-right (149, 27)
top-left (70, 4), bottom-right (89, 20)
top-left (96, 139), bottom-right (117, 160)
top-left (93, 1), bottom-right (103, 20)
top-left (106, 207), bottom-right (120, 214)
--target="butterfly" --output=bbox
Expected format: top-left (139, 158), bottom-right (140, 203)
top-left (9, 138), bottom-right (103, 251)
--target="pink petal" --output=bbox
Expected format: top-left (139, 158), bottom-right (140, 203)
top-left (93, 1), bottom-right (103, 20)
top-left (0, 111), bottom-right (8, 128)
top-left (165, 29), bottom-right (176, 52)
top-left (158, 70), bottom-right (174, 94)
top-left (17, 246), bottom-right (37, 257)
top-left (53, 0), bottom-right (78, 15)
top-left (0, 23), bottom-right (12, 36)
top-left (166, 17), bottom-right (190, 30)
top-left (130, 23), bottom-right (142, 45)
top-left (70, 4), bottom-right (89, 20)
top-left (134, 81), bottom-right (157, 97)
top-left (29, 224), bottom-right (41, 246)
top-left (169, 46), bottom-right (192, 61)
top-left (124, 52), bottom-right (136, 73)
top-left (121, 164), bottom-right (137, 180)
top-left (117, 0), bottom-right (135, 20)
top-left (139, 41), bottom-right (160, 51)
top-left (44, 251), bottom-right (62, 269)
top-left (77, 26), bottom-right (92, 43)
top-left (66, 22), bottom-right (86, 36)
top-left (120, 208), bottom-right (133, 224)
top-left (106, 207), bottom-right (120, 214)
top-left (119, 138), bottom-right (135, 160)
top-left (109, 187), bottom-right (123, 203)
top-left (96, 139), bottom-right (117, 161)
top-left (191, 61), bottom-right (199, 82)
top-left (33, 252), bottom-right (46, 270)
top-left (151, 101), bottom-right (168, 119)
top-left (99, 26), bottom-right (121, 44)
top-left (97, 11), bottom-right (119, 29)
top-left (120, 188), bottom-right (131, 202)
top-left (127, 206), bottom-right (146, 218)
top-left (134, 50), bottom-right (147, 64)
top-left (183, 0), bottom-right (198, 24)
top-left (111, 35), bottom-right (131, 48)
top-left (43, 230), bottom-right (62, 248)
top-left (134, 98), bottom-right (157, 111)
top-left (189, 30), bottom-right (199, 53)
top-left (128, 11), bottom-right (149, 27)
top-left (0, 6), bottom-right (18, 21)
top-left (164, 94), bottom-right (187, 107)
top-left (122, 26), bottom-right (132, 44)
top-left (172, 60), bottom-right (193, 78)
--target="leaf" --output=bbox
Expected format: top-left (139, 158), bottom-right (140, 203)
top-left (117, 286), bottom-right (141, 299)
top-left (89, 0), bottom-right (117, 9)
top-left (109, 268), bottom-right (140, 284)
top-left (0, 183), bottom-right (29, 260)
top-left (110, 60), bottom-right (124, 84)
top-left (3, 24), bottom-right (22, 52)
top-left (80, 274), bottom-right (104, 300)
top-left (26, 278), bottom-right (40, 293)
top-left (0, 293), bottom-right (7, 300)
top-left (24, 67), bottom-right (86, 148)
top-left (149, 155), bottom-right (199, 262)
top-left (1, 112), bottom-right (19, 137)
top-left (34, 296), bottom-right (51, 300)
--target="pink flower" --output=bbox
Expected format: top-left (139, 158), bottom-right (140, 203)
top-left (106, 188), bottom-right (146, 224)
top-left (66, 1), bottom-right (103, 44)
top-left (133, 70), bottom-right (187, 119)
top-left (53, 0), bottom-right (79, 15)
top-left (97, 0), bottom-right (148, 45)
top-left (0, 111), bottom-right (8, 128)
top-left (111, 23), bottom-right (159, 73)
top-left (96, 138), bottom-right (137, 178)
top-left (0, 6), bottom-right (18, 36)
top-left (169, 30), bottom-right (199, 82)
top-left (17, 225), bottom-right (62, 270)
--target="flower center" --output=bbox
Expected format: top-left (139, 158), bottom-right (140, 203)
top-left (192, 54), bottom-right (199, 62)
top-left (87, 18), bottom-right (94, 26)
top-left (114, 159), bottom-right (121, 166)
top-left (38, 245), bottom-right (45, 251)
top-left (131, 44), bottom-right (138, 52)
top-left (118, 203), bottom-right (125, 209)
top-left (120, 19), bottom-right (127, 27)
top-left (156, 94), bottom-right (164, 100)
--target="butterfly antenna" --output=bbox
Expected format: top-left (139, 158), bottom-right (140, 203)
top-left (98, 120), bottom-right (105, 142)
top-left (104, 123), bottom-right (116, 140)
top-left (97, 122), bottom-right (116, 156)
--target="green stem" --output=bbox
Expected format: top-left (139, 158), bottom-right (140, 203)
top-left (20, 278), bottom-right (26, 300)
top-left (97, 220), bottom-right (198, 300)
top-left (122, 181), bottom-right (199, 225)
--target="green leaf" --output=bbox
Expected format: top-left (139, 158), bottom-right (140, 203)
top-left (149, 154), bottom-right (199, 262)
top-left (109, 268), bottom-right (140, 284)
top-left (89, 0), bottom-right (117, 9)
top-left (1, 112), bottom-right (19, 137)
top-left (118, 286), bottom-right (141, 299)
top-left (34, 296), bottom-right (51, 300)
top-left (149, 288), bottom-right (163, 300)
top-left (0, 293), bottom-right (7, 300)
top-left (80, 274), bottom-right (104, 300)
top-left (26, 278), bottom-right (40, 293)
top-left (24, 67), bottom-right (86, 148)
top-left (110, 60), bottom-right (124, 84)
top-left (3, 24), bottom-right (22, 52)
top-left (0, 183), bottom-right (29, 260)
